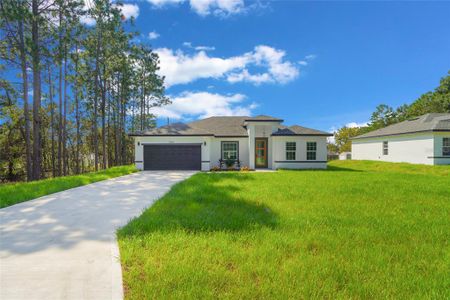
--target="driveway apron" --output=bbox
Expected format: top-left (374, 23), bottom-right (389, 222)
top-left (0, 171), bottom-right (195, 300)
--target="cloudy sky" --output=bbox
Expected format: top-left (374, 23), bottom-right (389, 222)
top-left (107, 0), bottom-right (450, 131)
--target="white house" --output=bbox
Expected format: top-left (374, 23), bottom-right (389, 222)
top-left (352, 113), bottom-right (450, 165)
top-left (130, 115), bottom-right (332, 171)
top-left (339, 152), bottom-right (352, 160)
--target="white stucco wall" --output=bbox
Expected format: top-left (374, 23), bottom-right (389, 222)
top-left (271, 136), bottom-right (328, 169)
top-left (351, 133), bottom-right (439, 165)
top-left (339, 152), bottom-right (352, 160)
top-left (210, 137), bottom-right (250, 168)
top-left (134, 136), bottom-right (212, 171)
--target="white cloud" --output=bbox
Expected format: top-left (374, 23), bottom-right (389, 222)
top-left (155, 48), bottom-right (248, 86)
top-left (120, 3), bottom-right (140, 19)
top-left (183, 42), bottom-right (215, 51)
top-left (305, 54), bottom-right (317, 60)
top-left (345, 122), bottom-right (368, 128)
top-left (81, 1), bottom-right (139, 25)
top-left (147, 0), bottom-right (244, 16)
top-left (152, 91), bottom-right (257, 119)
top-left (148, 31), bottom-right (160, 40)
top-left (298, 60), bottom-right (308, 66)
top-left (147, 0), bottom-right (184, 7)
top-left (190, 0), bottom-right (244, 16)
top-left (155, 45), bottom-right (299, 87)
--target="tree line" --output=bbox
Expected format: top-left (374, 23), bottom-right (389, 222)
top-left (330, 72), bottom-right (450, 153)
top-left (0, 0), bottom-right (169, 182)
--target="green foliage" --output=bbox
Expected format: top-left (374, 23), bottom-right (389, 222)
top-left (0, 0), bottom-right (168, 181)
top-left (118, 161), bottom-right (449, 299)
top-left (330, 71), bottom-right (450, 153)
top-left (0, 165), bottom-right (137, 208)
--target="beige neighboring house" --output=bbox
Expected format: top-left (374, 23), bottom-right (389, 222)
top-left (130, 115), bottom-right (332, 171)
top-left (352, 113), bottom-right (450, 165)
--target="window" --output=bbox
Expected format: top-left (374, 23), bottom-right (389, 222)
top-left (443, 138), bottom-right (450, 156)
top-left (383, 141), bottom-right (388, 155)
top-left (306, 142), bottom-right (317, 160)
top-left (286, 142), bottom-right (296, 160)
top-left (222, 142), bottom-right (238, 160)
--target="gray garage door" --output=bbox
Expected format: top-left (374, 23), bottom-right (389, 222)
top-left (143, 144), bottom-right (201, 170)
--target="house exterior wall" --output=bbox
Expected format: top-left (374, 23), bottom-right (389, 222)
top-left (134, 136), bottom-right (212, 171)
top-left (133, 123), bottom-right (331, 170)
top-left (352, 132), bottom-right (439, 165)
top-left (271, 136), bottom-right (328, 169)
top-left (433, 132), bottom-right (450, 165)
top-left (210, 137), bottom-right (250, 168)
top-left (339, 152), bottom-right (352, 160)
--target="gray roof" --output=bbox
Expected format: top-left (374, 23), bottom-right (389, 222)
top-left (272, 125), bottom-right (332, 136)
top-left (244, 115), bottom-right (284, 122)
top-left (130, 115), bottom-right (331, 137)
top-left (353, 113), bottom-right (450, 140)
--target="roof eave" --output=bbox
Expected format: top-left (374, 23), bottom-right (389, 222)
top-left (351, 129), bottom-right (450, 140)
top-left (272, 133), bottom-right (333, 137)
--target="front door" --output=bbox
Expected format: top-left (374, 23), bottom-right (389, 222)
top-left (255, 138), bottom-right (268, 168)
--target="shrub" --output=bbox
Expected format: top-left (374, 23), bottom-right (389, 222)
top-left (240, 166), bottom-right (250, 172)
top-left (210, 166), bottom-right (221, 172)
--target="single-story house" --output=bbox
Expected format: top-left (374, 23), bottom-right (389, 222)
top-left (339, 152), bottom-right (352, 160)
top-left (130, 115), bottom-right (332, 171)
top-left (352, 113), bottom-right (450, 165)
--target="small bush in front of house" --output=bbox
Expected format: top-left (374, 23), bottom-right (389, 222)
top-left (210, 166), bottom-right (221, 172)
top-left (240, 166), bottom-right (250, 172)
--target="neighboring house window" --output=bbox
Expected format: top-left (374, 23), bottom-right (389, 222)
top-left (222, 142), bottom-right (238, 160)
top-left (286, 142), bottom-right (296, 160)
top-left (306, 142), bottom-right (317, 160)
top-left (443, 138), bottom-right (450, 156)
top-left (383, 141), bottom-right (388, 155)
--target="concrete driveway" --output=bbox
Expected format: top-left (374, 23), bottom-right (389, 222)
top-left (0, 171), bottom-right (195, 300)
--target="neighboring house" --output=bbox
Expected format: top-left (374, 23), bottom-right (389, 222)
top-left (339, 152), bottom-right (352, 160)
top-left (352, 113), bottom-right (450, 165)
top-left (130, 115), bottom-right (332, 171)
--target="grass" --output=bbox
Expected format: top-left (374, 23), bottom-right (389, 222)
top-left (118, 160), bottom-right (450, 299)
top-left (0, 165), bottom-right (137, 208)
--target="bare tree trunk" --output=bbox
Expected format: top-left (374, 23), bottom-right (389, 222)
top-left (31, 0), bottom-right (42, 180)
top-left (18, 20), bottom-right (32, 181)
top-left (93, 28), bottom-right (101, 171)
top-left (101, 69), bottom-right (107, 169)
top-left (62, 46), bottom-right (68, 175)
top-left (57, 8), bottom-right (63, 176)
top-left (48, 65), bottom-right (56, 177)
top-left (75, 45), bottom-right (80, 174)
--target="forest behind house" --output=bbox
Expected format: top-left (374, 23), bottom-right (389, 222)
top-left (1, 0), bottom-right (168, 182)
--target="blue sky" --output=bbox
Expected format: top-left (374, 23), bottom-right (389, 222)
top-left (117, 1), bottom-right (449, 131)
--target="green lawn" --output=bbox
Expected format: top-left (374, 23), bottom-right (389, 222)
top-left (118, 161), bottom-right (450, 299)
top-left (0, 165), bottom-right (137, 208)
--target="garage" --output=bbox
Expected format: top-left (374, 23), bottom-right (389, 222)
top-left (143, 144), bottom-right (201, 170)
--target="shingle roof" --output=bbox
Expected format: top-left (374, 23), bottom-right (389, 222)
top-left (130, 122), bottom-right (213, 136)
top-left (272, 125), bottom-right (332, 136)
top-left (353, 113), bottom-right (450, 139)
top-left (244, 115), bottom-right (284, 122)
top-left (130, 115), bottom-right (331, 137)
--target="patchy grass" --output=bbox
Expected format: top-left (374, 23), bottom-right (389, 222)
top-left (118, 160), bottom-right (450, 299)
top-left (0, 165), bottom-right (137, 208)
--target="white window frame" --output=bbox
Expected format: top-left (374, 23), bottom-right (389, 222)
top-left (286, 142), bottom-right (296, 160)
top-left (382, 141), bottom-right (388, 155)
top-left (222, 141), bottom-right (238, 160)
top-left (443, 138), bottom-right (450, 156)
top-left (306, 142), bottom-right (317, 160)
